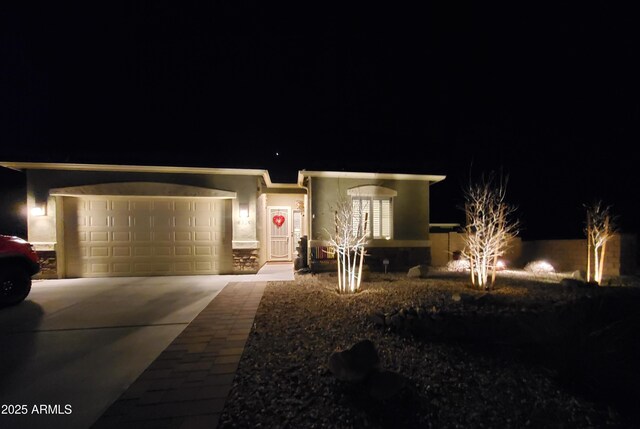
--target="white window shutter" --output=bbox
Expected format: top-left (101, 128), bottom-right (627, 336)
top-left (381, 199), bottom-right (391, 238)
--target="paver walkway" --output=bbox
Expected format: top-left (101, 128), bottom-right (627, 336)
top-left (92, 280), bottom-right (267, 429)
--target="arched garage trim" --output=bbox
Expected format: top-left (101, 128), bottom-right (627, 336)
top-left (49, 182), bottom-right (237, 199)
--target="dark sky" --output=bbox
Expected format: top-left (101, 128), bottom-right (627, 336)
top-left (1, 2), bottom-right (639, 240)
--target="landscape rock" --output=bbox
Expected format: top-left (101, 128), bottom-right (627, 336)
top-left (368, 312), bottom-right (386, 327)
top-left (571, 270), bottom-right (586, 281)
top-left (407, 264), bottom-right (429, 278)
top-left (389, 312), bottom-right (404, 330)
top-left (328, 339), bottom-right (380, 382)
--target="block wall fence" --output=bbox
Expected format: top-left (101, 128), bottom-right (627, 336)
top-left (431, 232), bottom-right (637, 277)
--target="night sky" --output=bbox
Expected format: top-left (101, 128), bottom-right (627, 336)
top-left (1, 2), bottom-right (638, 240)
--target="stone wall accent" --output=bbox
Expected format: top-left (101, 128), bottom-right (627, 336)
top-left (34, 250), bottom-right (57, 279)
top-left (233, 248), bottom-right (259, 273)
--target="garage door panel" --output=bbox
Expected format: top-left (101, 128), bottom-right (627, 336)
top-left (153, 215), bottom-right (172, 228)
top-left (134, 247), bottom-right (152, 256)
top-left (194, 215), bottom-right (212, 227)
top-left (113, 263), bottom-right (132, 273)
top-left (90, 263), bottom-right (110, 274)
top-left (174, 232), bottom-right (191, 241)
top-left (90, 231), bottom-right (109, 241)
top-left (134, 216), bottom-right (152, 228)
top-left (175, 246), bottom-right (192, 256)
top-left (154, 201), bottom-right (173, 211)
top-left (132, 201), bottom-right (151, 211)
top-left (174, 201), bottom-right (191, 211)
top-left (175, 262), bottom-right (193, 272)
top-left (154, 247), bottom-right (172, 256)
top-left (91, 247), bottom-right (109, 257)
top-left (175, 216), bottom-right (192, 227)
top-left (112, 232), bottom-right (131, 242)
top-left (111, 200), bottom-right (130, 211)
top-left (195, 246), bottom-right (211, 256)
top-left (90, 216), bottom-right (109, 227)
top-left (153, 263), bottom-right (171, 272)
top-left (195, 232), bottom-right (211, 241)
top-left (134, 262), bottom-right (154, 272)
top-left (153, 231), bottom-right (172, 241)
top-left (134, 231), bottom-right (152, 241)
top-left (111, 215), bottom-right (131, 228)
top-left (195, 261), bottom-right (213, 271)
top-left (113, 247), bottom-right (131, 257)
top-left (89, 200), bottom-right (109, 211)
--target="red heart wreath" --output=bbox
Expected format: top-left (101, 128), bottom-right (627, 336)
top-left (273, 214), bottom-right (285, 227)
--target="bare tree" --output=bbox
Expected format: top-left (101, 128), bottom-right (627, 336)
top-left (461, 173), bottom-right (519, 290)
top-left (585, 201), bottom-right (616, 284)
top-left (326, 195), bottom-right (369, 294)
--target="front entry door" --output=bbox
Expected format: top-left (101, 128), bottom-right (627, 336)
top-left (268, 206), bottom-right (291, 261)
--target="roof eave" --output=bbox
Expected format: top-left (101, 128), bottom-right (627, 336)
top-left (0, 161), bottom-right (269, 177)
top-left (297, 170), bottom-right (446, 183)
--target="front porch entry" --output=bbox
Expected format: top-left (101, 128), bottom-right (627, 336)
top-left (267, 206), bottom-right (292, 261)
top-left (260, 192), bottom-right (306, 264)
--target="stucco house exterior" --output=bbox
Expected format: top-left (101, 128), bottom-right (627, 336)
top-left (298, 170), bottom-right (446, 272)
top-left (0, 162), bottom-right (445, 278)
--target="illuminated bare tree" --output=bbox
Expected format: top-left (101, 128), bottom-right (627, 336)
top-left (585, 201), bottom-right (616, 284)
top-left (461, 173), bottom-right (519, 290)
top-left (326, 196), bottom-right (369, 294)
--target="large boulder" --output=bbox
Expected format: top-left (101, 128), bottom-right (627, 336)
top-left (407, 264), bottom-right (429, 278)
top-left (328, 339), bottom-right (380, 382)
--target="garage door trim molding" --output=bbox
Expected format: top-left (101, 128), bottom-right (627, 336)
top-left (50, 182), bottom-right (237, 199)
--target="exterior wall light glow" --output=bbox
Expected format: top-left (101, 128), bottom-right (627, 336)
top-left (239, 204), bottom-right (249, 219)
top-left (31, 205), bottom-right (46, 216)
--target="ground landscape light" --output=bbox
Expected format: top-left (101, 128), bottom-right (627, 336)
top-left (524, 260), bottom-right (556, 273)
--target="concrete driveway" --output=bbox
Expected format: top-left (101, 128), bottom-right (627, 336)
top-left (0, 266), bottom-right (292, 429)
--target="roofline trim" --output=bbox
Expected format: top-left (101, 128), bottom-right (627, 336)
top-left (0, 161), bottom-right (269, 177)
top-left (297, 170), bottom-right (446, 184)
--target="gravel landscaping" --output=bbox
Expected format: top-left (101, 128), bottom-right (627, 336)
top-left (219, 270), bottom-right (640, 428)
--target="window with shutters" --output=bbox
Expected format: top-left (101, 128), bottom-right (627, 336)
top-left (352, 196), bottom-right (392, 239)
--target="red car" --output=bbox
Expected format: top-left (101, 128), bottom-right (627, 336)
top-left (0, 235), bottom-right (40, 306)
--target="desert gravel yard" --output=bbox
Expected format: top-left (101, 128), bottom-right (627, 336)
top-left (218, 270), bottom-right (640, 429)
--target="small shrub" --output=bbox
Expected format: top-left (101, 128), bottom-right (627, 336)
top-left (524, 260), bottom-right (555, 274)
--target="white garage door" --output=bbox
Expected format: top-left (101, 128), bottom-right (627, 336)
top-left (63, 197), bottom-right (231, 277)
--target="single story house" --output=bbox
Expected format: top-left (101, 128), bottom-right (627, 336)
top-left (0, 162), bottom-right (445, 278)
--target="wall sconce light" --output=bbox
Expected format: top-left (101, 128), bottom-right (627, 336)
top-left (31, 205), bottom-right (46, 216)
top-left (239, 204), bottom-right (249, 219)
